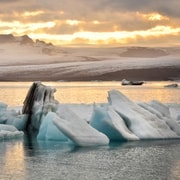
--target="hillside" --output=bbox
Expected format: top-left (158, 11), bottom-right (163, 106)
top-left (0, 34), bottom-right (180, 81)
top-left (0, 34), bottom-right (64, 65)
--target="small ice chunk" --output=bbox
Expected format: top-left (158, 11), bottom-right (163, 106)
top-left (0, 124), bottom-right (23, 140)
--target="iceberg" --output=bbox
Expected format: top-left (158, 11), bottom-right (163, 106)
top-left (90, 104), bottom-right (139, 141)
top-left (139, 101), bottom-right (180, 136)
top-left (168, 104), bottom-right (180, 123)
top-left (0, 102), bottom-right (28, 130)
top-left (53, 105), bottom-right (109, 146)
top-left (0, 82), bottom-right (180, 145)
top-left (37, 112), bottom-right (68, 141)
top-left (0, 124), bottom-right (23, 140)
top-left (108, 90), bottom-right (180, 139)
top-left (22, 81), bottom-right (59, 130)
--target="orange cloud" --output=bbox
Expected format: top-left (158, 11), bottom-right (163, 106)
top-left (26, 25), bottom-right (179, 45)
top-left (0, 0), bottom-right (179, 46)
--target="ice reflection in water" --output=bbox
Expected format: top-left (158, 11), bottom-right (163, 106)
top-left (0, 137), bottom-right (180, 180)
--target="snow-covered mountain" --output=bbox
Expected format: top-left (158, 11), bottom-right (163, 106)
top-left (0, 34), bottom-right (63, 65)
top-left (0, 34), bottom-right (180, 81)
top-left (0, 34), bottom-right (52, 46)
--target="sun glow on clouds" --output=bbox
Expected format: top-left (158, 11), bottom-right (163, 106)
top-left (0, 4), bottom-right (179, 46)
top-left (0, 21), bottom-right (55, 34)
top-left (66, 20), bottom-right (81, 26)
top-left (138, 12), bottom-right (170, 21)
top-left (22, 11), bottom-right (44, 17)
top-left (28, 25), bottom-right (180, 45)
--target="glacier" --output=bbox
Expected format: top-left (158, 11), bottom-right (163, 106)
top-left (0, 82), bottom-right (180, 146)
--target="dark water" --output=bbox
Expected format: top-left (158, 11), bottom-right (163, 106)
top-left (0, 134), bottom-right (180, 180)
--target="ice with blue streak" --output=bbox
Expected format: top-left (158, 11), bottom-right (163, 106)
top-left (1, 84), bottom-right (180, 146)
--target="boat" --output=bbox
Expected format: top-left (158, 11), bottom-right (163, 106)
top-left (130, 81), bottom-right (144, 85)
top-left (121, 79), bottom-right (144, 86)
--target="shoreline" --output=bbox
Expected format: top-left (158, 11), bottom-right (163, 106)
top-left (0, 66), bottom-right (180, 82)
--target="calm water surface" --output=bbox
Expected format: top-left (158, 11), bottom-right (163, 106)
top-left (0, 137), bottom-right (180, 180)
top-left (0, 81), bottom-right (180, 106)
top-left (0, 81), bottom-right (180, 180)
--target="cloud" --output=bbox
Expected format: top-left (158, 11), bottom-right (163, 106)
top-left (0, 0), bottom-right (179, 45)
top-left (0, 0), bottom-right (21, 3)
top-left (99, 0), bottom-right (180, 18)
top-left (1, 0), bottom-right (178, 18)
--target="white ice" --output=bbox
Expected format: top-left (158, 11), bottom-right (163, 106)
top-left (90, 104), bottom-right (139, 141)
top-left (1, 88), bottom-right (180, 145)
top-left (108, 90), bottom-right (180, 139)
top-left (0, 124), bottom-right (23, 140)
top-left (0, 102), bottom-right (27, 130)
top-left (53, 105), bottom-right (109, 146)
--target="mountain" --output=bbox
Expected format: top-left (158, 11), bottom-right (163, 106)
top-left (0, 33), bottom-right (180, 81)
top-left (119, 47), bottom-right (169, 58)
top-left (0, 34), bottom-right (53, 47)
top-left (0, 34), bottom-right (64, 60)
top-left (0, 34), bottom-right (15, 43)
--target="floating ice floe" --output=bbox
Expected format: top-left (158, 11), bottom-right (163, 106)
top-left (164, 83), bottom-right (178, 88)
top-left (0, 102), bottom-right (28, 131)
top-left (0, 82), bottom-right (180, 146)
top-left (0, 124), bottom-right (24, 140)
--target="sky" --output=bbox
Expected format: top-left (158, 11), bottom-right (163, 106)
top-left (0, 0), bottom-right (180, 46)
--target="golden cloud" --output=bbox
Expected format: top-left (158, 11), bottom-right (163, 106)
top-left (0, 1), bottom-right (179, 46)
top-left (25, 25), bottom-right (180, 45)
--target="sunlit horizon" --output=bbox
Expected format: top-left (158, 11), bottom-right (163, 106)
top-left (0, 0), bottom-right (179, 46)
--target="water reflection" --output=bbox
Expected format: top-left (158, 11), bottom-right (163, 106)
top-left (23, 132), bottom-right (76, 154)
top-left (0, 81), bottom-right (179, 106)
top-left (170, 161), bottom-right (180, 179)
top-left (0, 137), bottom-right (180, 180)
top-left (0, 140), bottom-right (26, 179)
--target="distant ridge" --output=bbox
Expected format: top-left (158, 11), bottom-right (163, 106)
top-left (0, 34), bottom-right (53, 47)
top-left (19, 35), bottom-right (34, 45)
top-left (119, 47), bottom-right (169, 58)
top-left (0, 34), bottom-right (15, 43)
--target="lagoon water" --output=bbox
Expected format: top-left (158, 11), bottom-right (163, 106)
top-left (0, 81), bottom-right (180, 106)
top-left (0, 138), bottom-right (180, 180)
top-left (0, 81), bottom-right (180, 180)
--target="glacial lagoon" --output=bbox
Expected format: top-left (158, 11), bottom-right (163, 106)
top-left (0, 81), bottom-right (180, 180)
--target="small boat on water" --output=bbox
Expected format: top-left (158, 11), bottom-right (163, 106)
top-left (164, 83), bottom-right (178, 88)
top-left (121, 79), bottom-right (144, 86)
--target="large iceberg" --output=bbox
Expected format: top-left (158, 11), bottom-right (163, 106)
top-left (108, 90), bottom-right (180, 139)
top-left (0, 82), bottom-right (180, 146)
top-left (53, 105), bottom-right (109, 146)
